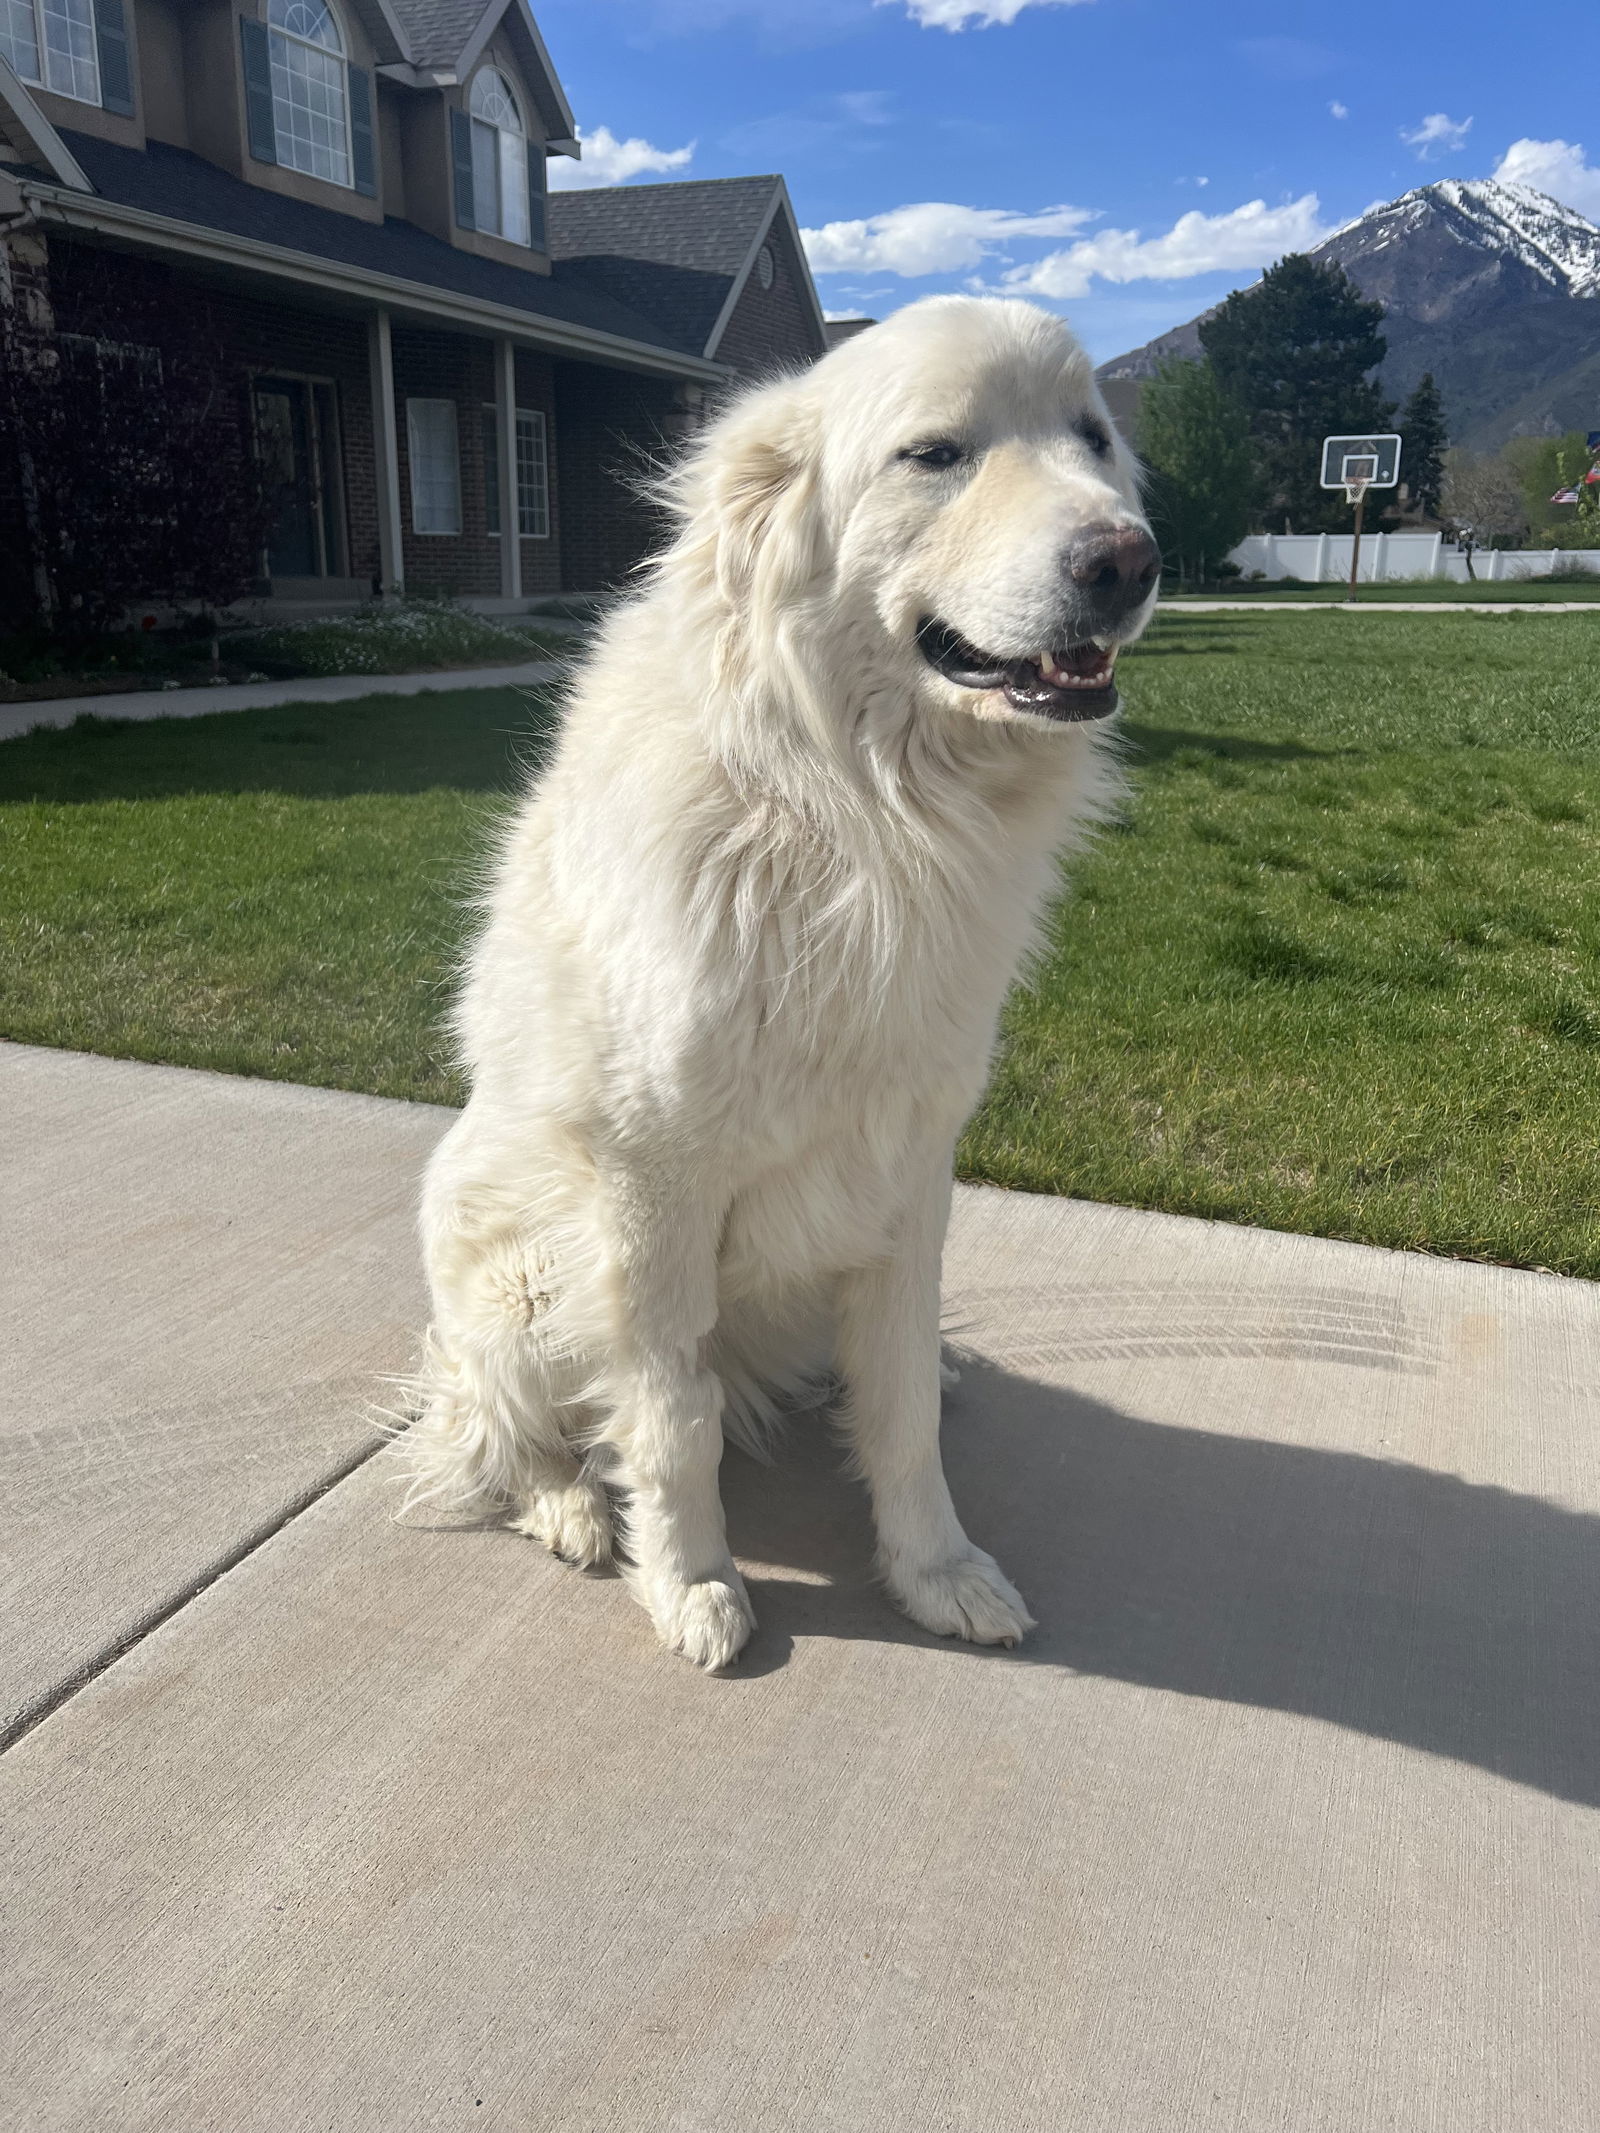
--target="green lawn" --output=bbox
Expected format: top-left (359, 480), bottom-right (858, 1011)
top-left (4, 610), bottom-right (1600, 1273)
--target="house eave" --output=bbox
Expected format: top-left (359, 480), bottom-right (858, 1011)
top-left (22, 180), bottom-right (729, 381)
top-left (0, 57), bottom-right (92, 190)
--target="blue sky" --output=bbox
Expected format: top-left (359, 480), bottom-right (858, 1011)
top-left (537, 0), bottom-right (1600, 362)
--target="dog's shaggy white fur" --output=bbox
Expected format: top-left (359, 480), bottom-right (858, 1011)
top-left (409, 296), bottom-right (1158, 1667)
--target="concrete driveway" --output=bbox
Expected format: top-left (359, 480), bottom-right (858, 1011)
top-left (3, 1042), bottom-right (1597, 2131)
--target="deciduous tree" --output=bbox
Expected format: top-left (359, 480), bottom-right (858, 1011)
top-left (1136, 357), bottom-right (1253, 586)
top-left (0, 253), bottom-right (273, 634)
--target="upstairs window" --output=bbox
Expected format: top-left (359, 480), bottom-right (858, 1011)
top-left (1, 0), bottom-right (102, 105)
top-left (267, 0), bottom-right (350, 188)
top-left (468, 68), bottom-right (529, 247)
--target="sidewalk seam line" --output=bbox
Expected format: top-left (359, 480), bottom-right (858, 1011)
top-left (1, 1432), bottom-right (391, 1756)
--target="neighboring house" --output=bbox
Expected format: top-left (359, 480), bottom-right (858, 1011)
top-left (0, 0), bottom-right (826, 606)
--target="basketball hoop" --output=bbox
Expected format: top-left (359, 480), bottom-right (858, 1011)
top-left (1320, 435), bottom-right (1402, 600)
top-left (1340, 453), bottom-right (1379, 507)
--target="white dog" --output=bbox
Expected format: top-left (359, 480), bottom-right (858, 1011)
top-left (410, 296), bottom-right (1159, 1667)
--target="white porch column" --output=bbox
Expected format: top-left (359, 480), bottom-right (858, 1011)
top-left (367, 308), bottom-right (404, 597)
top-left (495, 336), bottom-right (521, 603)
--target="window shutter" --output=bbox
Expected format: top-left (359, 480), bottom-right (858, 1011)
top-left (92, 0), bottom-right (134, 116)
top-left (240, 18), bottom-right (277, 165)
top-left (526, 150), bottom-right (546, 252)
top-left (449, 107), bottom-right (475, 231)
top-left (348, 65), bottom-right (376, 196)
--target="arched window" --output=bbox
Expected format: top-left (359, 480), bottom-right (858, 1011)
top-left (0, 0), bottom-right (101, 105)
top-left (267, 0), bottom-right (350, 188)
top-left (469, 68), bottom-right (529, 246)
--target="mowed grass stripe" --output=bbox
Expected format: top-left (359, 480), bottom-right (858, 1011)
top-left (3, 612), bottom-right (1598, 1272)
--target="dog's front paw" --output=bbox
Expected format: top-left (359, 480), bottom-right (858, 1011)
top-left (647, 1570), bottom-right (756, 1670)
top-left (510, 1475), bottom-right (614, 1568)
top-left (889, 1549), bottom-right (1034, 1648)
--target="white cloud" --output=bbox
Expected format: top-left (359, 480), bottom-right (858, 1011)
top-left (1401, 112), bottom-right (1472, 161)
top-left (1330, 100), bottom-right (1348, 119)
top-left (548, 124), bottom-right (695, 191)
top-left (1493, 137), bottom-right (1600, 220)
top-left (802, 201), bottom-right (1094, 276)
top-left (889, 0), bottom-right (1090, 28)
top-left (1001, 193), bottom-right (1334, 299)
top-left (823, 309), bottom-right (871, 321)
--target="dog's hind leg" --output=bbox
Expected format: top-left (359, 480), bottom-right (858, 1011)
top-left (407, 1130), bottom-right (614, 1566)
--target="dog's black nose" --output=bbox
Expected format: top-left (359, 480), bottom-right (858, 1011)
top-left (1062, 523), bottom-right (1161, 623)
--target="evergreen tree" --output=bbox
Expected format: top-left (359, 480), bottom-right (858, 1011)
top-left (1136, 357), bottom-right (1253, 586)
top-left (1199, 254), bottom-right (1393, 533)
top-left (1398, 373), bottom-right (1448, 520)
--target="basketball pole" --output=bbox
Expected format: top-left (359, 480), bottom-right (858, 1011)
top-left (1347, 486), bottom-right (1366, 602)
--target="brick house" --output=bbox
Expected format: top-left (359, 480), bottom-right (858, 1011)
top-left (0, 0), bottom-right (827, 608)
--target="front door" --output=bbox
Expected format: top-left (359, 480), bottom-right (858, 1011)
top-left (254, 376), bottom-right (346, 580)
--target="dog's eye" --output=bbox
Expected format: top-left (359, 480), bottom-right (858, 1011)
top-left (900, 440), bottom-right (966, 471)
top-left (1077, 422), bottom-right (1113, 459)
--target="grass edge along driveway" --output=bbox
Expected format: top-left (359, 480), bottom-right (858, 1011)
top-left (4, 609), bottom-right (1600, 1277)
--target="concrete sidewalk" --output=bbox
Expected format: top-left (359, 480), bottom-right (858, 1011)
top-left (0, 657), bottom-right (564, 743)
top-left (4, 1043), bottom-right (1598, 2131)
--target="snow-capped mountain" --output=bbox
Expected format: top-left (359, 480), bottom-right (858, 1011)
top-left (1098, 181), bottom-right (1600, 449)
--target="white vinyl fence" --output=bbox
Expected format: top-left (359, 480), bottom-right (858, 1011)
top-left (1230, 531), bottom-right (1600, 585)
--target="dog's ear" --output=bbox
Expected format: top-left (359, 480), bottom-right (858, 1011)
top-left (669, 380), bottom-right (828, 628)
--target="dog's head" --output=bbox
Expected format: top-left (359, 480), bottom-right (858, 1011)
top-left (664, 296), bottom-right (1158, 734)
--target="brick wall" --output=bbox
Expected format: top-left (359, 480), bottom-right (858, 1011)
top-left (713, 213), bottom-right (825, 381)
top-left (387, 333), bottom-right (565, 597)
top-left (552, 362), bottom-right (680, 592)
top-left (42, 239), bottom-right (381, 587)
top-left (391, 325), bottom-right (498, 597)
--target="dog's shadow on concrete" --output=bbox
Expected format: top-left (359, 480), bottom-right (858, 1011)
top-left (721, 1358), bottom-right (1600, 1810)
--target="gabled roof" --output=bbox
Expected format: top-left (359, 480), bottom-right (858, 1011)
top-left (549, 174), bottom-right (826, 362)
top-left (387, 0), bottom-right (482, 67)
top-left (42, 132), bottom-right (716, 373)
top-left (0, 55), bottom-right (89, 189)
top-left (384, 0), bottom-right (576, 149)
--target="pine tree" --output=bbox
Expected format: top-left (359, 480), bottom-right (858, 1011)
top-left (1199, 255), bottom-right (1393, 533)
top-left (1399, 373), bottom-right (1448, 521)
top-left (1136, 357), bottom-right (1253, 586)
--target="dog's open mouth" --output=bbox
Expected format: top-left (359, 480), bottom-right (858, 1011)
top-left (916, 618), bottom-right (1120, 722)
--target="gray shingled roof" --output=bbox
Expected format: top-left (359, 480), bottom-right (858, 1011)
top-left (54, 132), bottom-right (703, 363)
top-left (387, 0), bottom-right (488, 68)
top-left (548, 176), bottom-right (779, 356)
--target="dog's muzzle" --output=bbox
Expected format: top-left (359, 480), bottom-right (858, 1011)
top-left (916, 618), bottom-right (1122, 722)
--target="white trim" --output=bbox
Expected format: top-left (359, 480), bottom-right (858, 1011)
top-left (366, 308), bottom-right (404, 592)
top-left (266, 0), bottom-right (355, 193)
top-left (492, 337), bottom-right (519, 596)
top-left (0, 53), bottom-right (92, 187)
top-left (24, 181), bottom-right (730, 380)
top-left (482, 399), bottom-right (550, 542)
top-left (453, 0), bottom-right (575, 145)
top-left (0, 0), bottom-right (100, 109)
top-left (701, 180), bottom-right (828, 364)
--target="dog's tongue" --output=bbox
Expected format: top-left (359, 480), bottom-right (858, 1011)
top-left (1040, 644), bottom-right (1114, 687)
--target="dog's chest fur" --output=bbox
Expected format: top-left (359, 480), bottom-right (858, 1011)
top-left (681, 766), bottom-right (1075, 1290)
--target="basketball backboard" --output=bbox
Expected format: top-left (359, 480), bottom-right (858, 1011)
top-left (1320, 433), bottom-right (1403, 491)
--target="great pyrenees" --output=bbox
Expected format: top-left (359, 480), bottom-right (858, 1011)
top-left (410, 296), bottom-right (1159, 1667)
